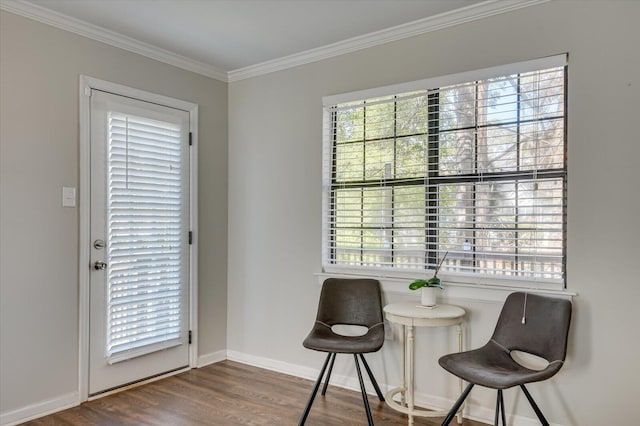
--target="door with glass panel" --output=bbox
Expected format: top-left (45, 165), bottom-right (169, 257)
top-left (89, 90), bottom-right (190, 395)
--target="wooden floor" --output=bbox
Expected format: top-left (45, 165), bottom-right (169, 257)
top-left (23, 361), bottom-right (486, 425)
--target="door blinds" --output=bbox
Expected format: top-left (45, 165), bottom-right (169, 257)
top-left (106, 112), bottom-right (186, 361)
top-left (322, 55), bottom-right (567, 285)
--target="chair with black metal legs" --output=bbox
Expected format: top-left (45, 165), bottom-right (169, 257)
top-left (298, 278), bottom-right (385, 426)
top-left (438, 292), bottom-right (572, 426)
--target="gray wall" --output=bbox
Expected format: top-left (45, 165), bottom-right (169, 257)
top-left (228, 1), bottom-right (640, 424)
top-left (0, 11), bottom-right (228, 415)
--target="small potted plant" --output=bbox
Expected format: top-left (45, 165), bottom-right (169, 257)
top-left (409, 252), bottom-right (448, 307)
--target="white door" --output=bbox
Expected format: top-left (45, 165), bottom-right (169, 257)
top-left (89, 89), bottom-right (191, 395)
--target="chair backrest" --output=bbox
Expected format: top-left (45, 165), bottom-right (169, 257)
top-left (492, 292), bottom-right (572, 363)
top-left (315, 278), bottom-right (383, 328)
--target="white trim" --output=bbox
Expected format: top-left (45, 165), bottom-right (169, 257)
top-left (78, 76), bottom-right (92, 403)
top-left (227, 351), bottom-right (329, 385)
top-left (227, 0), bottom-right (552, 82)
top-left (1, 0), bottom-right (551, 83)
top-left (189, 103), bottom-right (200, 369)
top-left (457, 394), bottom-right (566, 426)
top-left (197, 350), bottom-right (228, 368)
top-left (0, 0), bottom-right (227, 82)
top-left (323, 53), bottom-right (567, 106)
top-left (315, 273), bottom-right (576, 304)
top-left (0, 392), bottom-right (79, 426)
top-left (80, 76), bottom-right (199, 112)
top-left (226, 351), bottom-right (566, 426)
top-left (78, 75), bottom-right (199, 402)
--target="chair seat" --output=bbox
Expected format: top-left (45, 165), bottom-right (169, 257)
top-left (438, 340), bottom-right (563, 390)
top-left (303, 322), bottom-right (384, 354)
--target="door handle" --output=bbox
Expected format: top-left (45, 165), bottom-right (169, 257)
top-left (94, 261), bottom-right (107, 270)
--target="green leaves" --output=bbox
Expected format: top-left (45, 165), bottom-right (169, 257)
top-left (408, 276), bottom-right (443, 290)
top-left (408, 279), bottom-right (428, 290)
top-left (408, 251), bottom-right (447, 290)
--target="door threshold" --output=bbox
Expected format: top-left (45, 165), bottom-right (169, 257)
top-left (88, 365), bottom-right (190, 401)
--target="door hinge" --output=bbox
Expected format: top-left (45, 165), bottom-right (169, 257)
top-left (188, 231), bottom-right (193, 245)
top-left (189, 132), bottom-right (192, 146)
top-left (188, 330), bottom-right (192, 344)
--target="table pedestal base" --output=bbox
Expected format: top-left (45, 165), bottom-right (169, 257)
top-left (385, 387), bottom-right (463, 424)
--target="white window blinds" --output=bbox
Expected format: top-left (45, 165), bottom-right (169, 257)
top-left (107, 112), bottom-right (186, 360)
top-left (322, 55), bottom-right (567, 285)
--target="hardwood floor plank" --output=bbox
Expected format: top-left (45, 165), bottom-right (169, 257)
top-left (22, 361), bottom-right (486, 425)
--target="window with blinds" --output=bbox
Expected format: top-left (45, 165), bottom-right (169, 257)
top-left (106, 112), bottom-right (186, 360)
top-left (322, 56), bottom-right (567, 286)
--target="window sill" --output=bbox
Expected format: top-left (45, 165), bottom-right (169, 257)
top-left (315, 272), bottom-right (576, 304)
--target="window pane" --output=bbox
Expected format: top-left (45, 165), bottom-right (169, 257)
top-left (520, 69), bottom-right (564, 120)
top-left (362, 187), bottom-right (391, 228)
top-left (440, 83), bottom-right (475, 131)
top-left (107, 112), bottom-right (185, 356)
top-left (478, 76), bottom-right (518, 126)
top-left (395, 136), bottom-right (428, 178)
top-left (335, 142), bottom-right (363, 182)
top-left (334, 188), bottom-right (361, 227)
top-left (365, 139), bottom-right (394, 180)
top-left (517, 178), bottom-right (564, 257)
top-left (520, 118), bottom-right (564, 171)
top-left (362, 229), bottom-right (390, 266)
top-left (365, 100), bottom-right (394, 140)
top-left (439, 130), bottom-right (475, 175)
top-left (478, 125), bottom-right (518, 173)
top-left (394, 187), bottom-right (426, 267)
top-left (475, 182), bottom-right (517, 273)
top-left (438, 184), bottom-right (475, 266)
top-left (396, 94), bottom-right (430, 136)
top-left (336, 106), bottom-right (363, 143)
top-left (334, 228), bottom-right (361, 264)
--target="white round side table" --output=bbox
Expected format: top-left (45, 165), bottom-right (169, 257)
top-left (383, 302), bottom-right (466, 425)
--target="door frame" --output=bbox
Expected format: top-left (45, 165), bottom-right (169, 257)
top-left (78, 75), bottom-right (199, 402)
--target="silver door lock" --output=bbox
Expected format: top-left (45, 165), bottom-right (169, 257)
top-left (94, 261), bottom-right (107, 270)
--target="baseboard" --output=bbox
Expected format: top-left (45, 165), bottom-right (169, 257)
top-left (197, 349), bottom-right (227, 368)
top-left (415, 392), bottom-right (564, 426)
top-left (0, 392), bottom-right (79, 426)
top-left (226, 350), bottom-right (320, 381)
top-left (227, 350), bottom-right (377, 395)
top-left (226, 350), bottom-right (565, 426)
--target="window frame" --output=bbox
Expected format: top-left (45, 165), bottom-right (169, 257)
top-left (321, 55), bottom-right (568, 293)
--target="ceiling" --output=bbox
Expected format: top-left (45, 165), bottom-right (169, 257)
top-left (3, 0), bottom-right (543, 81)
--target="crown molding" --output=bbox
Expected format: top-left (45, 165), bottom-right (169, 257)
top-left (2, 0), bottom-right (551, 84)
top-left (227, 0), bottom-right (551, 82)
top-left (0, 0), bottom-right (228, 82)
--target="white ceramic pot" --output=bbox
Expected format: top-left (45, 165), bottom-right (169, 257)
top-left (421, 286), bottom-right (437, 307)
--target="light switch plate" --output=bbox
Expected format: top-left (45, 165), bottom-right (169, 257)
top-left (62, 186), bottom-right (76, 207)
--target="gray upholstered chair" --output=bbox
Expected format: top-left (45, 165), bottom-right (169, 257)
top-left (299, 278), bottom-right (385, 426)
top-left (438, 292), bottom-right (572, 426)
